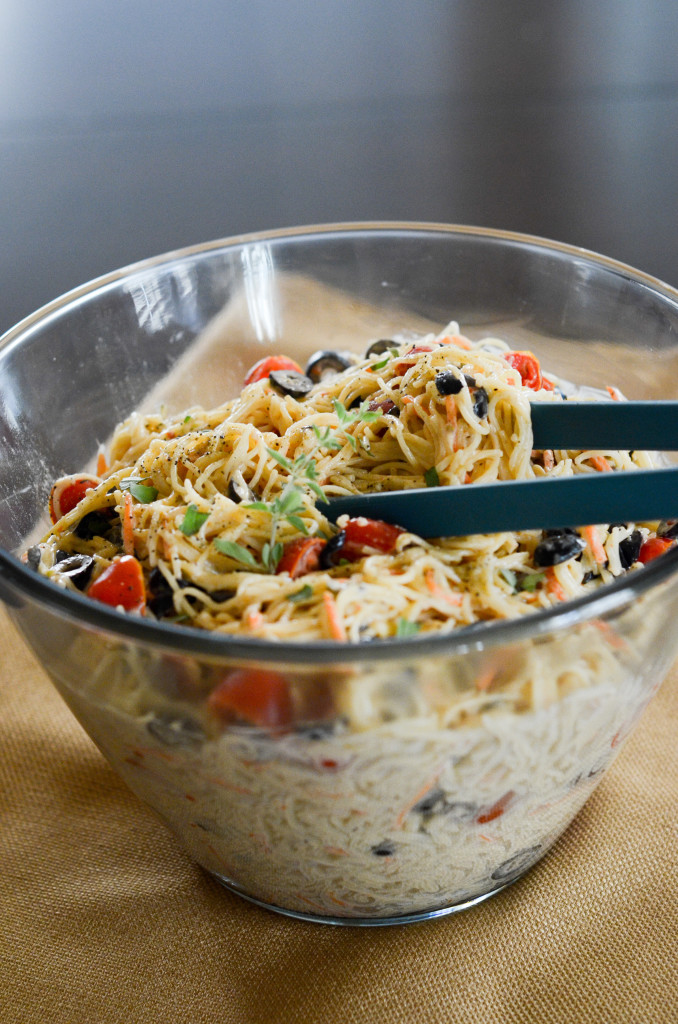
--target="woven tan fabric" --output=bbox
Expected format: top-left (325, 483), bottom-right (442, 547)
top-left (1, 603), bottom-right (677, 1024)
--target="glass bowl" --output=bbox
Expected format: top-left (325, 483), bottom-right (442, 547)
top-left (2, 222), bottom-right (678, 926)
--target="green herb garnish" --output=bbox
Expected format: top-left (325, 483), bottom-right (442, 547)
top-left (245, 399), bottom-right (379, 571)
top-left (396, 618), bottom-right (420, 637)
top-left (424, 466), bottom-right (440, 488)
top-left (180, 504), bottom-right (210, 536)
top-left (214, 538), bottom-right (260, 568)
top-left (120, 477), bottom-right (158, 503)
top-left (499, 568), bottom-right (518, 589)
top-left (517, 571), bottom-right (546, 593)
top-left (288, 584), bottom-right (313, 603)
top-left (369, 356), bottom-right (391, 372)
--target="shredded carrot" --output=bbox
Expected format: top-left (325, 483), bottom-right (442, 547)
top-left (122, 490), bottom-right (135, 555)
top-left (322, 591), bottom-right (346, 641)
top-left (401, 394), bottom-right (415, 405)
top-left (590, 455), bottom-right (612, 472)
top-left (395, 767), bottom-right (444, 828)
top-left (328, 892), bottom-right (348, 907)
top-left (475, 664), bottom-right (498, 692)
top-left (606, 385), bottom-right (622, 401)
top-left (247, 609), bottom-right (264, 630)
top-left (96, 448), bottom-right (108, 476)
top-left (444, 394), bottom-right (457, 424)
top-left (584, 525), bottom-right (607, 565)
top-left (449, 333), bottom-right (472, 350)
top-left (424, 568), bottom-right (464, 606)
top-left (593, 619), bottom-right (628, 651)
top-left (546, 566), bottom-right (567, 601)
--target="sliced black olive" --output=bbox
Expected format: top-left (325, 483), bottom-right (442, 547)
top-left (305, 349), bottom-right (353, 383)
top-left (464, 374), bottom-right (477, 387)
top-left (618, 529), bottom-right (642, 569)
top-left (55, 549), bottom-right (72, 563)
top-left (55, 553), bottom-right (95, 590)
top-left (472, 387), bottom-right (489, 419)
top-left (543, 527), bottom-right (577, 538)
top-left (26, 545), bottom-right (42, 571)
top-left (658, 520), bottom-right (678, 539)
top-left (371, 841), bottom-right (396, 856)
top-left (367, 397), bottom-right (400, 417)
top-left (413, 790), bottom-right (477, 823)
top-left (365, 338), bottom-right (396, 358)
top-left (490, 845), bottom-right (542, 881)
top-left (435, 370), bottom-right (463, 395)
top-left (582, 571), bottom-right (596, 584)
top-left (146, 712), bottom-right (206, 748)
top-left (74, 507), bottom-right (117, 541)
top-left (607, 522), bottom-right (628, 533)
top-left (268, 369), bottom-right (313, 398)
top-left (227, 470), bottom-right (256, 504)
top-left (319, 530), bottom-right (346, 569)
top-left (147, 567), bottom-right (176, 617)
top-left (413, 787), bottom-right (445, 816)
top-left (533, 532), bottom-right (586, 567)
top-left (209, 588), bottom-right (235, 603)
top-left (295, 722), bottom-right (338, 740)
top-left (441, 801), bottom-right (478, 823)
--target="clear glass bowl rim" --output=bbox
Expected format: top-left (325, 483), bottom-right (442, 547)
top-left (2, 220), bottom-right (678, 665)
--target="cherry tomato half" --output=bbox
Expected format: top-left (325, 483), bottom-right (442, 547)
top-left (276, 536), bottom-right (327, 578)
top-left (504, 351), bottom-right (553, 392)
top-left (243, 355), bottom-right (303, 386)
top-left (49, 474), bottom-right (101, 523)
top-left (86, 555), bottom-right (146, 613)
top-left (207, 668), bottom-right (293, 729)
top-left (638, 537), bottom-right (675, 564)
top-left (340, 516), bottom-right (405, 560)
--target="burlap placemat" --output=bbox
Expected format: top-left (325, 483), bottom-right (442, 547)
top-left (1, 603), bottom-right (676, 1024)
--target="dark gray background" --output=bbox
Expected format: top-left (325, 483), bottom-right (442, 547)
top-left (2, 0), bottom-right (677, 334)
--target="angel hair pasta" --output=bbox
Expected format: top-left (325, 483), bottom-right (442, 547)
top-left (28, 323), bottom-right (676, 642)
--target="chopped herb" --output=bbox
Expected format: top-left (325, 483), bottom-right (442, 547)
top-left (288, 584), bottom-right (313, 603)
top-left (499, 568), bottom-right (518, 589)
top-left (517, 571), bottom-right (545, 592)
top-left (120, 477), bottom-right (158, 503)
top-left (243, 399), bottom-right (380, 572)
top-left (214, 539), bottom-right (260, 568)
top-left (179, 504), bottom-right (210, 536)
top-left (369, 356), bottom-right (391, 372)
top-left (396, 618), bottom-right (420, 637)
top-left (183, 414), bottom-right (192, 423)
top-left (424, 466), bottom-right (440, 488)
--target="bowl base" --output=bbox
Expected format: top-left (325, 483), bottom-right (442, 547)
top-left (208, 870), bottom-right (512, 926)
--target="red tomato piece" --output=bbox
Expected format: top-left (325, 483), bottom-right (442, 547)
top-left (86, 555), bottom-right (146, 613)
top-left (340, 517), bottom-right (405, 560)
top-left (207, 668), bottom-right (293, 729)
top-left (505, 351), bottom-right (545, 391)
top-left (638, 537), bottom-right (675, 564)
top-left (275, 536), bottom-right (327, 578)
top-left (49, 474), bottom-right (101, 523)
top-left (243, 355), bottom-right (303, 386)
